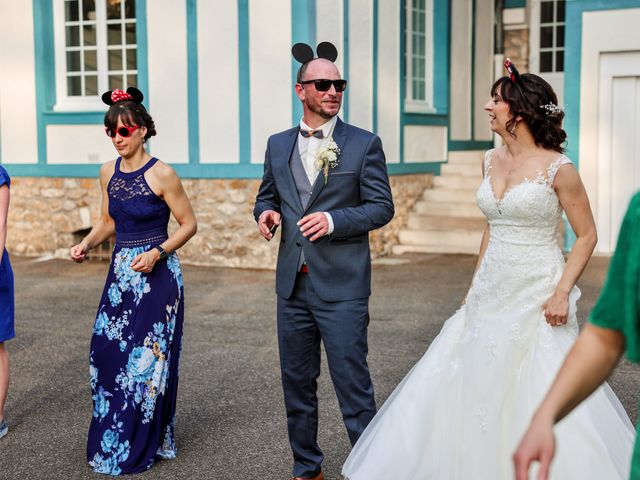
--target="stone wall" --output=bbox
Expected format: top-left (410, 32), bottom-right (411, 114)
top-left (504, 28), bottom-right (530, 73)
top-left (6, 173), bottom-right (432, 269)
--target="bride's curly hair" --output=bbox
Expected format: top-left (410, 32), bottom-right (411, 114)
top-left (491, 73), bottom-right (567, 153)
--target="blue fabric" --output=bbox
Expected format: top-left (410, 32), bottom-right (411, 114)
top-left (87, 157), bottom-right (184, 475)
top-left (0, 166), bottom-right (14, 343)
top-left (254, 118), bottom-right (395, 302)
top-left (277, 274), bottom-right (375, 478)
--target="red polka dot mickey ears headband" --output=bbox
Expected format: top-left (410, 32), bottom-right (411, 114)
top-left (101, 86), bottom-right (144, 106)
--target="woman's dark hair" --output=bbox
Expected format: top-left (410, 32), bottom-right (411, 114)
top-left (104, 101), bottom-right (157, 141)
top-left (490, 73), bottom-right (566, 153)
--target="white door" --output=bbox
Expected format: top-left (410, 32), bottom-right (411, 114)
top-left (596, 51), bottom-right (640, 253)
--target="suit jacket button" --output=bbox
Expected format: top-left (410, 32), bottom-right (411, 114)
top-left (295, 241), bottom-right (301, 247)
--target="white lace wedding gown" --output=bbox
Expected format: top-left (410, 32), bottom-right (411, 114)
top-left (342, 151), bottom-right (635, 479)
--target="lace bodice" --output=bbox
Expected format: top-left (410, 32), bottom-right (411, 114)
top-left (107, 157), bottom-right (170, 235)
top-left (477, 149), bottom-right (572, 247)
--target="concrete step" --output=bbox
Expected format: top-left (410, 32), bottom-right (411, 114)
top-left (392, 244), bottom-right (480, 255)
top-left (434, 175), bottom-right (484, 189)
top-left (447, 150), bottom-right (486, 165)
top-left (398, 228), bottom-right (484, 251)
top-left (414, 200), bottom-right (484, 218)
top-left (441, 163), bottom-right (483, 177)
top-left (407, 213), bottom-right (487, 231)
top-left (422, 188), bottom-right (478, 204)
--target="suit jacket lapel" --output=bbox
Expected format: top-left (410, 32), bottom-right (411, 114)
top-left (279, 128), bottom-right (304, 214)
top-left (304, 117), bottom-right (348, 213)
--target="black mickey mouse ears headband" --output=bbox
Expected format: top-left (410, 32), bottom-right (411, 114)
top-left (101, 86), bottom-right (144, 106)
top-left (292, 41), bottom-right (338, 64)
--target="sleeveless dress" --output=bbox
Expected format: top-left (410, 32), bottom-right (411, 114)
top-left (87, 157), bottom-right (185, 475)
top-left (342, 151), bottom-right (635, 479)
top-left (0, 165), bottom-right (14, 343)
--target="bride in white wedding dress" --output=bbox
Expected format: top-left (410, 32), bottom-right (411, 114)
top-left (342, 62), bottom-right (635, 480)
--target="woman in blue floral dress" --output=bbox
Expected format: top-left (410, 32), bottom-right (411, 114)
top-left (0, 164), bottom-right (13, 440)
top-left (70, 87), bottom-right (197, 475)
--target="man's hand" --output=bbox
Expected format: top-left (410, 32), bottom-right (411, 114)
top-left (298, 212), bottom-right (329, 242)
top-left (513, 414), bottom-right (556, 480)
top-left (258, 210), bottom-right (281, 240)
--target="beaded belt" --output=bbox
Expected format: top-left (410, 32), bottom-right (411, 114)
top-left (115, 228), bottom-right (168, 248)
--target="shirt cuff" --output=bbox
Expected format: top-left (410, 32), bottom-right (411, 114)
top-left (323, 212), bottom-right (334, 235)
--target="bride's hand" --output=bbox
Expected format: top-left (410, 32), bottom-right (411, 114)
top-left (542, 290), bottom-right (569, 326)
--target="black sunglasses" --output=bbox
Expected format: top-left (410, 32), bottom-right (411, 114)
top-left (300, 79), bottom-right (347, 92)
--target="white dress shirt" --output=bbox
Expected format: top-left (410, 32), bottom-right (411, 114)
top-left (298, 116), bottom-right (337, 235)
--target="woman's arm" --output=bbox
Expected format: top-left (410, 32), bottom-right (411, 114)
top-left (69, 162), bottom-right (117, 263)
top-left (0, 184), bottom-right (9, 266)
top-left (513, 324), bottom-right (625, 480)
top-left (542, 165), bottom-right (597, 325)
top-left (130, 162), bottom-right (197, 273)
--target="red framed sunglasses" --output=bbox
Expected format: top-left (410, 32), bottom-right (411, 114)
top-left (105, 125), bottom-right (141, 138)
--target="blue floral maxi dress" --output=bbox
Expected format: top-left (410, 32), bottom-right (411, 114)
top-left (87, 157), bottom-right (184, 475)
top-left (0, 165), bottom-right (14, 343)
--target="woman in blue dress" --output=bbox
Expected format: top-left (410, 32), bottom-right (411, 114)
top-left (0, 164), bottom-right (14, 440)
top-left (69, 87), bottom-right (197, 475)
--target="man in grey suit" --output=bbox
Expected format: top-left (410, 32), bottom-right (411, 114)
top-left (253, 43), bottom-right (394, 480)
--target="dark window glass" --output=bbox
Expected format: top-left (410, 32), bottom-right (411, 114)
top-left (107, 0), bottom-right (122, 19)
top-left (556, 25), bottom-right (564, 48)
top-left (108, 49), bottom-right (123, 70)
top-left (83, 25), bottom-right (96, 46)
top-left (126, 48), bottom-right (136, 70)
top-left (109, 74), bottom-right (123, 90)
top-left (82, 0), bottom-right (96, 21)
top-left (85, 75), bottom-right (98, 95)
top-left (124, 0), bottom-right (136, 19)
top-left (556, 50), bottom-right (564, 72)
top-left (125, 23), bottom-right (136, 44)
top-left (540, 51), bottom-right (553, 72)
top-left (65, 0), bottom-right (79, 22)
top-left (557, 1), bottom-right (566, 22)
top-left (67, 76), bottom-right (82, 96)
top-left (127, 74), bottom-right (137, 88)
top-left (66, 51), bottom-right (81, 72)
top-left (66, 26), bottom-right (80, 47)
top-left (108, 24), bottom-right (122, 45)
top-left (541, 1), bottom-right (554, 23)
top-left (540, 26), bottom-right (554, 48)
top-left (84, 50), bottom-right (97, 71)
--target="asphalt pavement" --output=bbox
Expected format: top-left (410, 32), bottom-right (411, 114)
top-left (0, 254), bottom-right (637, 479)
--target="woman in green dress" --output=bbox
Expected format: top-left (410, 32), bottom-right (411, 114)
top-left (514, 192), bottom-right (640, 480)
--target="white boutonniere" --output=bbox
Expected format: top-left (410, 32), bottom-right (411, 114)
top-left (313, 138), bottom-right (341, 185)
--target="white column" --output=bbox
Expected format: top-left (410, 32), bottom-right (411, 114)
top-left (347, 0), bottom-right (373, 131)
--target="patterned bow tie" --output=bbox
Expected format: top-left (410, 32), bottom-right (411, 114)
top-left (299, 128), bottom-right (324, 139)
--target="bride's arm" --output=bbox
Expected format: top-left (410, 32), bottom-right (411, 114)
top-left (544, 165), bottom-right (597, 325)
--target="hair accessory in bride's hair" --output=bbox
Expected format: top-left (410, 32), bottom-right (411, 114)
top-left (539, 103), bottom-right (563, 116)
top-left (101, 87), bottom-right (144, 106)
top-left (504, 58), bottom-right (522, 84)
top-left (292, 41), bottom-right (339, 64)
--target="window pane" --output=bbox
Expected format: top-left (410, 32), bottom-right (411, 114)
top-left (125, 23), bottom-right (136, 44)
top-left (127, 74), bottom-right (137, 88)
top-left (66, 51), bottom-right (81, 72)
top-left (540, 26), bottom-right (553, 48)
top-left (540, 51), bottom-right (553, 72)
top-left (85, 75), bottom-right (98, 95)
top-left (412, 0), bottom-right (419, 9)
top-left (108, 49), bottom-right (123, 70)
top-left (124, 0), bottom-right (136, 19)
top-left (107, 0), bottom-right (122, 19)
top-left (84, 50), bottom-right (97, 71)
top-left (540, 1), bottom-right (554, 23)
top-left (126, 48), bottom-right (137, 70)
top-left (556, 50), bottom-right (564, 72)
top-left (67, 76), bottom-right (82, 96)
top-left (108, 24), bottom-right (122, 45)
top-left (82, 0), bottom-right (96, 21)
top-left (65, 0), bottom-right (79, 22)
top-left (109, 74), bottom-right (123, 90)
top-left (66, 26), bottom-right (80, 47)
top-left (557, 1), bottom-right (566, 22)
top-left (556, 25), bottom-right (565, 48)
top-left (83, 25), bottom-right (96, 46)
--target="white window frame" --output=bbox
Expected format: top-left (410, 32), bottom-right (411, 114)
top-left (53, 0), bottom-right (138, 112)
top-left (404, 0), bottom-right (435, 114)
